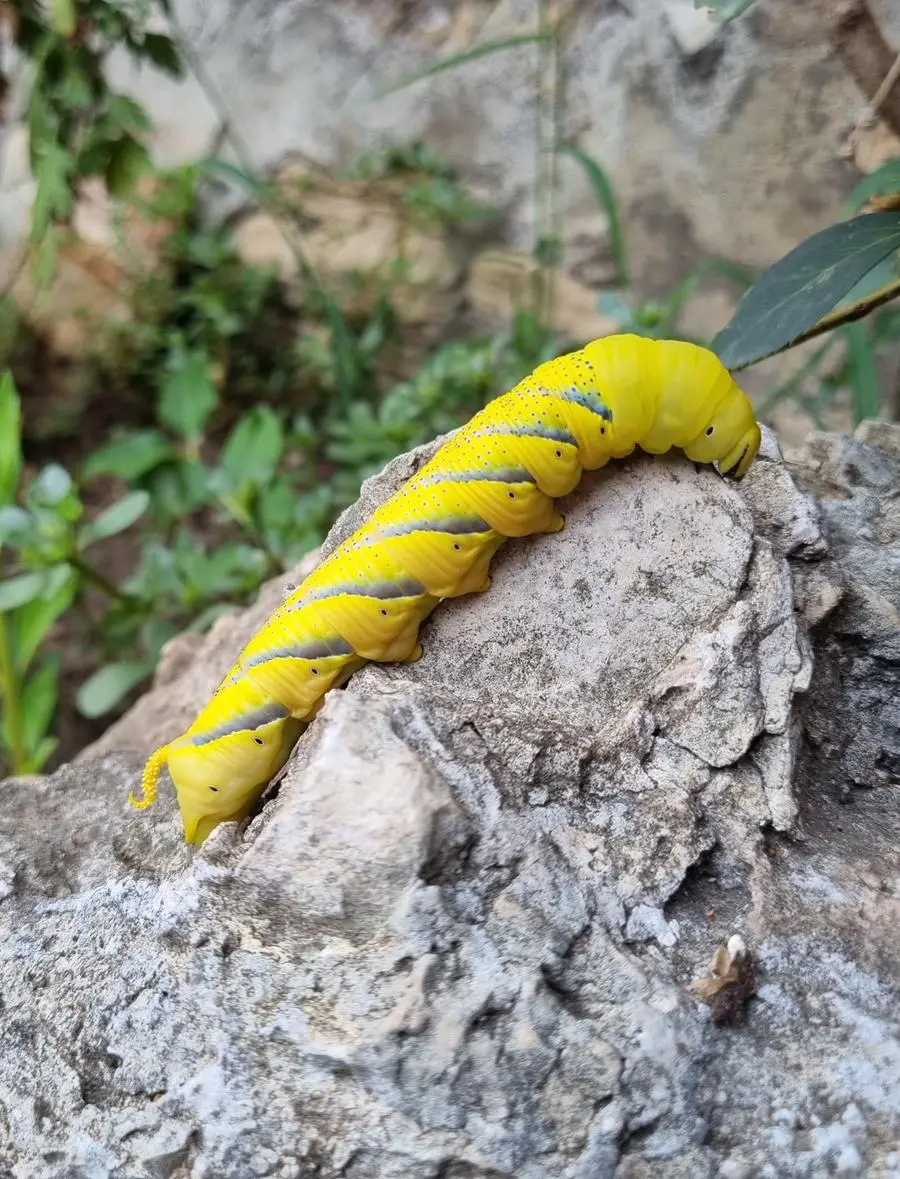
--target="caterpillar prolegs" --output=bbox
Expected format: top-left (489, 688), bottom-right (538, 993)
top-left (129, 335), bottom-right (762, 845)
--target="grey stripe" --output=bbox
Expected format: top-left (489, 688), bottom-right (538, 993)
top-left (300, 576), bottom-right (427, 604)
top-left (376, 516), bottom-right (492, 539)
top-left (475, 423), bottom-right (578, 447)
top-left (417, 465), bottom-right (535, 486)
top-left (562, 386), bottom-right (613, 421)
top-left (191, 700), bottom-right (290, 746)
top-left (243, 637), bottom-right (355, 670)
top-left (529, 383), bottom-right (612, 422)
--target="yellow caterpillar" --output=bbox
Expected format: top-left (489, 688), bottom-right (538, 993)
top-left (129, 335), bottom-right (761, 846)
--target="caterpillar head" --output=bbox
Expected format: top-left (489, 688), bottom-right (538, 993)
top-left (682, 379), bottom-right (761, 479)
top-left (132, 715), bottom-right (304, 846)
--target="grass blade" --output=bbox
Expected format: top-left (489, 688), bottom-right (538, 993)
top-left (842, 322), bottom-right (881, 424)
top-left (559, 141), bottom-right (628, 287)
top-left (377, 34), bottom-right (551, 97)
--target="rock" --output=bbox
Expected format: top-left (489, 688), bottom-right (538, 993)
top-left (5, 425), bottom-right (900, 1177)
top-left (231, 162), bottom-right (462, 326)
top-left (661, 0), bottom-right (720, 56)
top-left (466, 249), bottom-right (617, 342)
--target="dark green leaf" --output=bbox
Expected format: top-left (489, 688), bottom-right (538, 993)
top-left (59, 59), bottom-right (94, 110)
top-left (105, 135), bottom-right (152, 198)
top-left (79, 491), bottom-right (150, 548)
top-left (76, 659), bottom-right (153, 718)
top-left (82, 430), bottom-right (176, 480)
top-left (20, 658), bottom-right (59, 757)
top-left (158, 350), bottom-right (218, 440)
top-left (0, 372), bottom-right (22, 507)
top-left (141, 33), bottom-right (184, 78)
top-left (713, 212), bottom-right (900, 369)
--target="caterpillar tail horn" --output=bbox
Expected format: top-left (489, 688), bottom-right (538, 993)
top-left (129, 745), bottom-right (169, 811)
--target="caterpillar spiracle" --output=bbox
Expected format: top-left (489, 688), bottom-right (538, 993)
top-left (129, 335), bottom-right (761, 846)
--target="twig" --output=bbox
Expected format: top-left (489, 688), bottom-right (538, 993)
top-left (826, 0), bottom-right (900, 140)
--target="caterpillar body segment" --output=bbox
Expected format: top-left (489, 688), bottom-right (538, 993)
top-left (130, 336), bottom-right (762, 845)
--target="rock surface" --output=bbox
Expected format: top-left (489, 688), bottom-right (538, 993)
top-left (3, 424), bottom-right (900, 1178)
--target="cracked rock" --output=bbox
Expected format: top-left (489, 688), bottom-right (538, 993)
top-left (2, 425), bottom-right (899, 1178)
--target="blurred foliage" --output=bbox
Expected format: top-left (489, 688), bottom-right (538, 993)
top-left (7, 0), bottom-right (181, 283)
top-left (347, 140), bottom-right (496, 230)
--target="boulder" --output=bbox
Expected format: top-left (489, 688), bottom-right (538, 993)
top-left (2, 424), bottom-right (899, 1178)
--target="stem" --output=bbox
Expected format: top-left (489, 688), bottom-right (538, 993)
top-left (533, 0), bottom-right (553, 327)
top-left (69, 557), bottom-right (141, 607)
top-left (824, 0), bottom-right (900, 139)
top-left (0, 612), bottom-right (25, 773)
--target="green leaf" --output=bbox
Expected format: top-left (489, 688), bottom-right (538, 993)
top-left (20, 735), bottom-right (58, 775)
top-left (158, 350), bottom-right (218, 440)
top-left (20, 658), bottom-right (59, 758)
top-left (195, 156), bottom-right (279, 202)
top-left (0, 506), bottom-right (31, 546)
top-left (11, 565), bottom-right (76, 673)
top-left (713, 212), bottom-right (900, 370)
top-left (596, 291), bottom-right (636, 327)
top-left (76, 659), bottom-right (153, 719)
top-left (79, 491), bottom-right (150, 548)
top-left (220, 407), bottom-right (285, 490)
top-left (50, 0), bottom-right (77, 37)
top-left (28, 464), bottom-right (72, 508)
top-left (106, 94), bottom-right (153, 137)
top-left (843, 159), bottom-right (900, 216)
top-left (0, 571), bottom-right (53, 612)
top-left (0, 372), bottom-right (22, 507)
top-left (33, 225), bottom-right (60, 290)
top-left (31, 142), bottom-right (73, 239)
top-left (105, 135), bottom-right (152, 198)
top-left (142, 33), bottom-right (184, 78)
top-left (82, 430), bottom-right (176, 481)
top-left (560, 142), bottom-right (628, 286)
top-left (842, 322), bottom-right (881, 424)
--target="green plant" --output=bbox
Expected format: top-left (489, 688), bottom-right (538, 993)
top-left (348, 140), bottom-right (495, 230)
top-left (0, 372), bottom-right (150, 771)
top-left (9, 0), bottom-right (181, 283)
